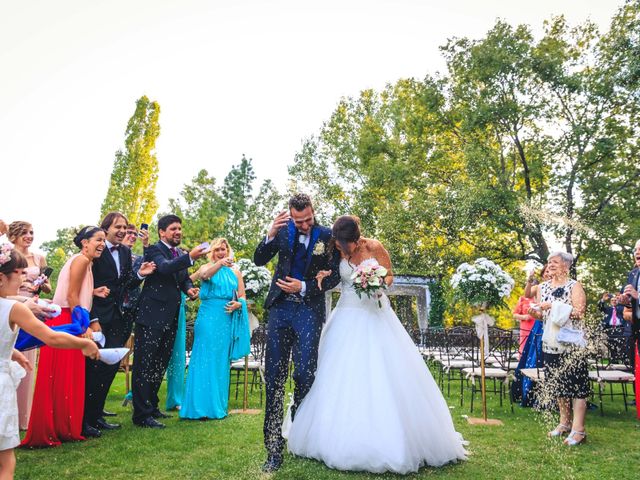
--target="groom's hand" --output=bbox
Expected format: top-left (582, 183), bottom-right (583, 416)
top-left (267, 210), bottom-right (291, 241)
top-left (276, 276), bottom-right (302, 294)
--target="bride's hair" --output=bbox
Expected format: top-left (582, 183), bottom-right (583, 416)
top-left (330, 216), bottom-right (361, 260)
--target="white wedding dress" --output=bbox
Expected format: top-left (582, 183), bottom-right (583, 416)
top-left (287, 259), bottom-right (468, 474)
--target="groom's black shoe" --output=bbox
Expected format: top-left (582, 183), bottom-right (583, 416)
top-left (102, 409), bottom-right (117, 417)
top-left (261, 454), bottom-right (283, 473)
top-left (134, 417), bottom-right (165, 429)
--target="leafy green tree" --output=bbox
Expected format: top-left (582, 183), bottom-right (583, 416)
top-left (289, 9), bottom-right (640, 324)
top-left (40, 226), bottom-right (84, 295)
top-left (101, 95), bottom-right (161, 226)
top-left (222, 156), bottom-right (283, 258)
top-left (166, 169), bottom-right (227, 250)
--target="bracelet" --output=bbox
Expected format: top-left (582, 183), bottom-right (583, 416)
top-left (89, 318), bottom-right (100, 324)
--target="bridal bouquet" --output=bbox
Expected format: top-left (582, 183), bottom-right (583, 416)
top-left (450, 258), bottom-right (514, 309)
top-left (236, 258), bottom-right (272, 299)
top-left (351, 259), bottom-right (388, 308)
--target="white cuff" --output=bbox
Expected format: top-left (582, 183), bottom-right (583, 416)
top-left (300, 281), bottom-right (306, 297)
top-left (265, 234), bottom-right (274, 244)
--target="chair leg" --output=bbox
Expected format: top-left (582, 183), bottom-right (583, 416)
top-left (508, 380), bottom-right (514, 413)
top-left (235, 370), bottom-right (241, 401)
top-left (598, 382), bottom-right (604, 416)
top-left (622, 382), bottom-right (628, 412)
top-left (610, 382), bottom-right (614, 401)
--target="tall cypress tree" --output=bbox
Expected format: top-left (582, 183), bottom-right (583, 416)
top-left (100, 95), bottom-right (160, 225)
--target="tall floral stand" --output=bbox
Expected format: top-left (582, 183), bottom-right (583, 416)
top-left (467, 307), bottom-right (503, 426)
top-left (229, 305), bottom-right (261, 415)
top-left (228, 356), bottom-right (261, 415)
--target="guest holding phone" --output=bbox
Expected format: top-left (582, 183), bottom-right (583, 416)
top-left (132, 215), bottom-right (205, 428)
top-left (7, 221), bottom-right (52, 430)
top-left (180, 238), bottom-right (249, 420)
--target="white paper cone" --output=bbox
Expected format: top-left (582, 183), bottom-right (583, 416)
top-left (92, 331), bottom-right (106, 348)
top-left (98, 348), bottom-right (129, 365)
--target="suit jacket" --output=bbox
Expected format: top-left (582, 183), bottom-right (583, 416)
top-left (123, 254), bottom-right (143, 311)
top-left (91, 244), bottom-right (142, 325)
top-left (136, 242), bottom-right (194, 330)
top-left (597, 301), bottom-right (625, 329)
top-left (623, 267), bottom-right (640, 335)
top-left (254, 221), bottom-right (341, 313)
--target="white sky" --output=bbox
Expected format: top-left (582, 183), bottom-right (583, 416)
top-left (0, 0), bottom-right (621, 250)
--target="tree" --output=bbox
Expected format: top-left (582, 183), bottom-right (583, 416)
top-left (222, 156), bottom-right (283, 257)
top-left (100, 95), bottom-right (161, 225)
top-left (166, 169), bottom-right (227, 249)
top-left (40, 226), bottom-right (85, 295)
top-left (289, 9), bottom-right (640, 323)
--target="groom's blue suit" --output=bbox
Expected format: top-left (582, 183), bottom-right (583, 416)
top-left (254, 220), bottom-right (341, 456)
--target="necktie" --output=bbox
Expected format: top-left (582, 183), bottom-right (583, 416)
top-left (298, 232), bottom-right (308, 249)
top-left (170, 247), bottom-right (179, 258)
top-left (110, 245), bottom-right (119, 252)
top-left (611, 308), bottom-right (618, 327)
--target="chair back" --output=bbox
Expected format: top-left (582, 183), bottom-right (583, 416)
top-left (250, 324), bottom-right (267, 363)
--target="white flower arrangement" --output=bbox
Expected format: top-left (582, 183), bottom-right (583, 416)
top-left (450, 257), bottom-right (514, 309)
top-left (235, 258), bottom-right (272, 299)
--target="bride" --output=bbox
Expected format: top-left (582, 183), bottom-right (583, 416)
top-left (286, 215), bottom-right (468, 474)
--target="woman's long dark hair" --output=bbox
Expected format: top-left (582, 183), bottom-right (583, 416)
top-left (330, 216), bottom-right (361, 264)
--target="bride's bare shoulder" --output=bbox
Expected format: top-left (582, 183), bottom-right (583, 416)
top-left (362, 238), bottom-right (385, 253)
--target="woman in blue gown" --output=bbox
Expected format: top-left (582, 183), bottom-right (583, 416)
top-left (180, 238), bottom-right (249, 420)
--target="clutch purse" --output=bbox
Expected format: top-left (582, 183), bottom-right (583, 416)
top-left (557, 326), bottom-right (586, 348)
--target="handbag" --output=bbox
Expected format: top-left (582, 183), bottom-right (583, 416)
top-left (557, 326), bottom-right (586, 348)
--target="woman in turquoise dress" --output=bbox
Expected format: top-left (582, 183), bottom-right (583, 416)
top-left (180, 238), bottom-right (250, 420)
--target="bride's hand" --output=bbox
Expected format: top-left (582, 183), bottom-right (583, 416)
top-left (316, 270), bottom-right (331, 290)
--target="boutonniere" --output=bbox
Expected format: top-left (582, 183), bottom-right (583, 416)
top-left (312, 242), bottom-right (326, 255)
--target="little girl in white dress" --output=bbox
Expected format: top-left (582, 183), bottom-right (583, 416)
top-left (0, 243), bottom-right (99, 479)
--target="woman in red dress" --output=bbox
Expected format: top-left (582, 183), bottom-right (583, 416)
top-left (21, 226), bottom-right (107, 447)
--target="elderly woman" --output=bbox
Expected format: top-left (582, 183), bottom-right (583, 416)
top-left (180, 238), bottom-right (249, 420)
top-left (530, 252), bottom-right (588, 446)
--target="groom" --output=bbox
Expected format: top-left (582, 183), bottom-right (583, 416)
top-left (254, 193), bottom-right (341, 472)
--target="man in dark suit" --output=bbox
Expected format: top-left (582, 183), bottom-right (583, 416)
top-left (254, 193), bottom-right (341, 472)
top-left (131, 214), bottom-right (206, 428)
top-left (83, 212), bottom-right (156, 437)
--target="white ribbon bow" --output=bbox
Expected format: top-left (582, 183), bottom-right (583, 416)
top-left (472, 312), bottom-right (495, 357)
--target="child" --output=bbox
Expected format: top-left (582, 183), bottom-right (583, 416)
top-left (0, 243), bottom-right (99, 479)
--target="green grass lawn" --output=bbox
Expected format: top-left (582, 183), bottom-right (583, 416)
top-left (16, 368), bottom-right (639, 480)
